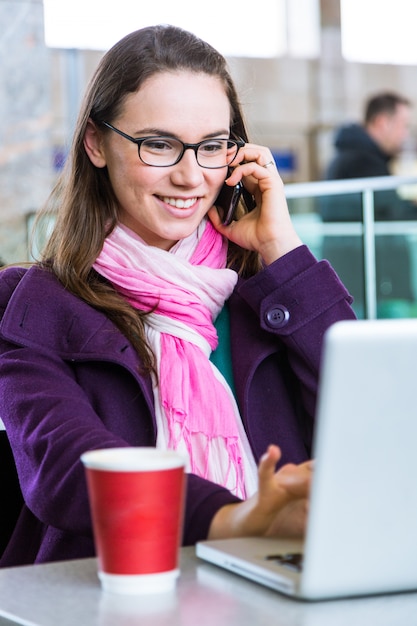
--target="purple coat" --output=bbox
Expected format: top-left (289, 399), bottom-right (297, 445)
top-left (0, 246), bottom-right (355, 566)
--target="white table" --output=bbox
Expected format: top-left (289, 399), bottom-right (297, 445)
top-left (0, 547), bottom-right (417, 626)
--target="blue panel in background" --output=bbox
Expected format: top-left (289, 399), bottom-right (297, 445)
top-left (272, 150), bottom-right (297, 174)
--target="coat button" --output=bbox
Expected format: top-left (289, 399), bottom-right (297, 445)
top-left (265, 305), bottom-right (290, 328)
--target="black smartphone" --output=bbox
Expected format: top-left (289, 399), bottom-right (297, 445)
top-left (215, 174), bottom-right (256, 226)
top-left (215, 180), bottom-right (244, 225)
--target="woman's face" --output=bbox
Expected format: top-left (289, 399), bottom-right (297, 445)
top-left (87, 71), bottom-right (231, 250)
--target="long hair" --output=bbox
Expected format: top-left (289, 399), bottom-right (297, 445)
top-left (40, 25), bottom-right (260, 370)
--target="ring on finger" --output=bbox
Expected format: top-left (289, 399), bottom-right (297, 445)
top-left (263, 160), bottom-right (275, 169)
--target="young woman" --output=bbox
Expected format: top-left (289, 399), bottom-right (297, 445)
top-left (0, 25), bottom-right (355, 567)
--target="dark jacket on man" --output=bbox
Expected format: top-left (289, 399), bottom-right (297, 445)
top-left (319, 124), bottom-right (417, 311)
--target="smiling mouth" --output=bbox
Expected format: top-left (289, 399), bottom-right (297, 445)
top-left (160, 196), bottom-right (198, 209)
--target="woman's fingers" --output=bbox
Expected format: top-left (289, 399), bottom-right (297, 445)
top-left (277, 460), bottom-right (314, 499)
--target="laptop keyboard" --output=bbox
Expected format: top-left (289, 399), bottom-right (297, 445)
top-left (265, 552), bottom-right (304, 572)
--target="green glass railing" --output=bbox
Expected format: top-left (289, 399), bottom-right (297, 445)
top-left (285, 175), bottom-right (417, 319)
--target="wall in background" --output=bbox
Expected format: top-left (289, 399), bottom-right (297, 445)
top-left (0, 0), bottom-right (53, 264)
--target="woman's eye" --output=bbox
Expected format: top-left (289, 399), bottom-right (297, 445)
top-left (200, 141), bottom-right (225, 154)
top-left (143, 139), bottom-right (175, 152)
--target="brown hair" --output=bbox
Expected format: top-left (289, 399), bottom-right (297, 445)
top-left (40, 25), bottom-right (260, 371)
top-left (365, 91), bottom-right (411, 124)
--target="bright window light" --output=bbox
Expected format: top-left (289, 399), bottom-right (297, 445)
top-left (44, 0), bottom-right (286, 57)
top-left (341, 0), bottom-right (417, 65)
top-left (43, 0), bottom-right (320, 58)
top-left (286, 0), bottom-right (320, 58)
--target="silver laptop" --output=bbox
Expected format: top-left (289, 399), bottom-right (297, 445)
top-left (196, 318), bottom-right (417, 600)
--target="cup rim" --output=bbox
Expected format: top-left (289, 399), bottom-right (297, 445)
top-left (80, 447), bottom-right (187, 472)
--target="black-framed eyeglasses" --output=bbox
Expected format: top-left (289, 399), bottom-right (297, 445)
top-left (101, 121), bottom-right (244, 169)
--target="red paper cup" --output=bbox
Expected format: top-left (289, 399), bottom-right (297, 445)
top-left (81, 447), bottom-right (186, 594)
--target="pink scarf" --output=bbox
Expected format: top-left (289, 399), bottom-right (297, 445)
top-left (93, 220), bottom-right (257, 498)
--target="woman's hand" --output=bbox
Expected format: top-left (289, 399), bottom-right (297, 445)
top-left (208, 143), bottom-right (303, 265)
top-left (208, 444), bottom-right (313, 540)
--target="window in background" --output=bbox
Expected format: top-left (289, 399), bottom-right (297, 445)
top-left (341, 0), bottom-right (417, 65)
top-left (286, 0), bottom-right (320, 58)
top-left (43, 0), bottom-right (320, 58)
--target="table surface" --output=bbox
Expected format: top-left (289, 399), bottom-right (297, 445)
top-left (0, 547), bottom-right (417, 626)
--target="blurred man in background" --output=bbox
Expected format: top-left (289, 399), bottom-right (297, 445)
top-left (320, 92), bottom-right (417, 316)
top-left (327, 92), bottom-right (412, 184)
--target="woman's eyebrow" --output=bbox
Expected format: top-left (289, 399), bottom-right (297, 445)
top-left (134, 127), bottom-right (230, 139)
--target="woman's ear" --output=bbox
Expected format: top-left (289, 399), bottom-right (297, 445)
top-left (83, 118), bottom-right (107, 167)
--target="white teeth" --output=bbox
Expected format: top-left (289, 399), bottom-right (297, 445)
top-left (162, 197), bottom-right (197, 209)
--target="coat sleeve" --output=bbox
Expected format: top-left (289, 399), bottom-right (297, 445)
top-left (0, 329), bottom-right (129, 536)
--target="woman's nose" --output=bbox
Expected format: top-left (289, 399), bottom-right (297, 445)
top-left (170, 148), bottom-right (205, 186)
